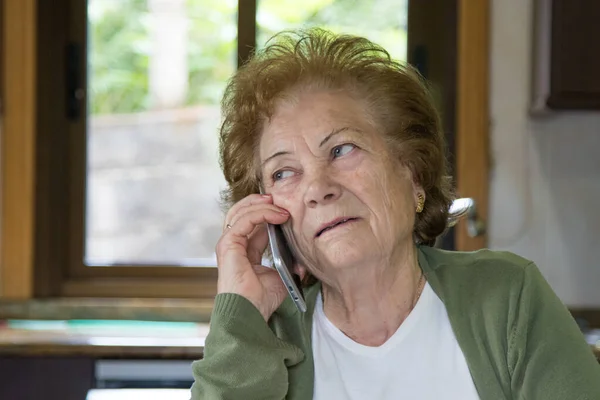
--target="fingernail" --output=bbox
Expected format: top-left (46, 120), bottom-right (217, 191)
top-left (279, 209), bottom-right (290, 215)
top-left (261, 194), bottom-right (271, 198)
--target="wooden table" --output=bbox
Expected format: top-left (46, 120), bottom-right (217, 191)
top-left (0, 319), bottom-right (208, 358)
top-left (0, 320), bottom-right (208, 400)
top-left (87, 389), bottom-right (191, 400)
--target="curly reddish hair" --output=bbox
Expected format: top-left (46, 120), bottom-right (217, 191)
top-left (219, 28), bottom-right (454, 246)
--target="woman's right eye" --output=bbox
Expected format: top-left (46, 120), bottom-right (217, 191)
top-left (273, 170), bottom-right (294, 181)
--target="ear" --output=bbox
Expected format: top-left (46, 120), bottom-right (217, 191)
top-left (402, 162), bottom-right (422, 199)
top-left (412, 180), bottom-right (425, 204)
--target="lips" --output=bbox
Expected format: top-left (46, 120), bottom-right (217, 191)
top-left (315, 217), bottom-right (358, 237)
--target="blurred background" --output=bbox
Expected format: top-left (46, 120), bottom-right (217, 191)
top-left (84, 0), bottom-right (408, 266)
top-left (0, 0), bottom-right (598, 399)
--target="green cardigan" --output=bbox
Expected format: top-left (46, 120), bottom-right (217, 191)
top-left (191, 246), bottom-right (600, 399)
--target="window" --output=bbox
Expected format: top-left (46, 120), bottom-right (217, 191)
top-left (86, 0), bottom-right (237, 266)
top-left (85, 0), bottom-right (407, 269)
top-left (256, 0), bottom-right (407, 59)
top-left (27, 0), bottom-right (408, 299)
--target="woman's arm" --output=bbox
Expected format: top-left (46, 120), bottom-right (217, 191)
top-left (190, 293), bottom-right (304, 400)
top-left (190, 194), bottom-right (304, 399)
top-left (508, 262), bottom-right (600, 399)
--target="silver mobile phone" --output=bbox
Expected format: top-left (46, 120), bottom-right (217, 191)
top-left (260, 189), bottom-right (307, 312)
top-left (264, 222), bottom-right (307, 312)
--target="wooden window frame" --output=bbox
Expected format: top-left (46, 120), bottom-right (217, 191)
top-left (455, 0), bottom-right (489, 251)
top-left (66, 0), bottom-right (259, 298)
top-left (1, 0), bottom-right (490, 300)
top-left (1, 0), bottom-right (38, 299)
top-left (1, 0), bottom-right (256, 299)
top-left (62, 0), bottom-right (257, 299)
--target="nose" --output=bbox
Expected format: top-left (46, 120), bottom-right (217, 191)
top-left (303, 169), bottom-right (342, 208)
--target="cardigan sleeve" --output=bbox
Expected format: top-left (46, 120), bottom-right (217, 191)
top-left (508, 262), bottom-right (600, 399)
top-left (190, 293), bottom-right (305, 400)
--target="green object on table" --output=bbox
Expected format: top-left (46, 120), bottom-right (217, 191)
top-left (7, 319), bottom-right (199, 331)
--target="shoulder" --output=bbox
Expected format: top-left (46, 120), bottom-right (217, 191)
top-left (419, 246), bottom-right (539, 317)
top-left (420, 245), bottom-right (534, 293)
top-left (420, 245), bottom-right (533, 273)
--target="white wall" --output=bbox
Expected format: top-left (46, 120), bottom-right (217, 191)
top-left (489, 0), bottom-right (600, 307)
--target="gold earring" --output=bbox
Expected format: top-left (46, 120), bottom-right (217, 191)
top-left (416, 193), bottom-right (425, 213)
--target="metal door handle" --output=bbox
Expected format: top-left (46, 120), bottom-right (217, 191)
top-left (448, 198), bottom-right (486, 237)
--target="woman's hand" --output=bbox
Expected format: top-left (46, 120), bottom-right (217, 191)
top-left (215, 194), bottom-right (291, 321)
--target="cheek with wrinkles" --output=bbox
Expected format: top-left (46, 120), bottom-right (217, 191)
top-left (274, 151), bottom-right (417, 282)
top-left (281, 218), bottom-right (349, 285)
top-left (272, 192), bottom-right (296, 211)
top-left (363, 158), bottom-right (415, 248)
top-left (280, 222), bottom-right (323, 276)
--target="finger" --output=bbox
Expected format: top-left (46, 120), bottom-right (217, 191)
top-left (228, 203), bottom-right (290, 230)
top-left (224, 194), bottom-right (272, 230)
top-left (252, 263), bottom-right (276, 275)
top-left (227, 207), bottom-right (290, 240)
top-left (246, 223), bottom-right (269, 265)
top-left (215, 209), bottom-right (289, 279)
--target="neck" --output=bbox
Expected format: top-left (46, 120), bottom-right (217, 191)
top-left (320, 243), bottom-right (423, 347)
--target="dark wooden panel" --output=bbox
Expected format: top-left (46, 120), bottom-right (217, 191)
top-left (0, 357), bottom-right (94, 400)
top-left (34, 0), bottom-right (71, 297)
top-left (570, 308), bottom-right (600, 330)
top-left (547, 0), bottom-right (600, 109)
top-left (407, 0), bottom-right (458, 250)
top-left (237, 0), bottom-right (256, 66)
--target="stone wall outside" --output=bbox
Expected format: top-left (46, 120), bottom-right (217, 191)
top-left (86, 106), bottom-right (225, 266)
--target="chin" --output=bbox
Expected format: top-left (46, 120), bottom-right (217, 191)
top-left (318, 240), bottom-right (369, 270)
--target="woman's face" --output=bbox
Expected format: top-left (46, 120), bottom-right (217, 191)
top-left (259, 90), bottom-right (422, 279)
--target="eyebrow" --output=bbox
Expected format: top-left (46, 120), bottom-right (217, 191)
top-left (261, 126), bottom-right (357, 168)
top-left (319, 127), bottom-right (352, 148)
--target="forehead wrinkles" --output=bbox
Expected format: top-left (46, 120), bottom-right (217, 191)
top-left (259, 114), bottom-right (315, 161)
top-left (259, 90), bottom-right (382, 162)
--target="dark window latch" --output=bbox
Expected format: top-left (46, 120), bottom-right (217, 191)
top-left (65, 42), bottom-right (84, 120)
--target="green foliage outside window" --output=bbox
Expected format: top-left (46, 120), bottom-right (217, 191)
top-left (88, 0), bottom-right (406, 115)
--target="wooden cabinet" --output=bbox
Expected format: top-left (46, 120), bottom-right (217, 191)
top-left (0, 357), bottom-right (94, 400)
top-left (532, 0), bottom-right (600, 111)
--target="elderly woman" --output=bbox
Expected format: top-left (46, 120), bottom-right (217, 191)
top-left (191, 29), bottom-right (600, 399)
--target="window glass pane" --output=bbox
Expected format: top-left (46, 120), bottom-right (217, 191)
top-left (86, 0), bottom-right (236, 266)
top-left (257, 0), bottom-right (408, 61)
top-left (86, 0), bottom-right (407, 267)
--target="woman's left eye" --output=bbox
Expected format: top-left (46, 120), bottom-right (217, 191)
top-left (332, 144), bottom-right (355, 158)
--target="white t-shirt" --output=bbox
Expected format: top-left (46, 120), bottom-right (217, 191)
top-left (312, 282), bottom-right (480, 400)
